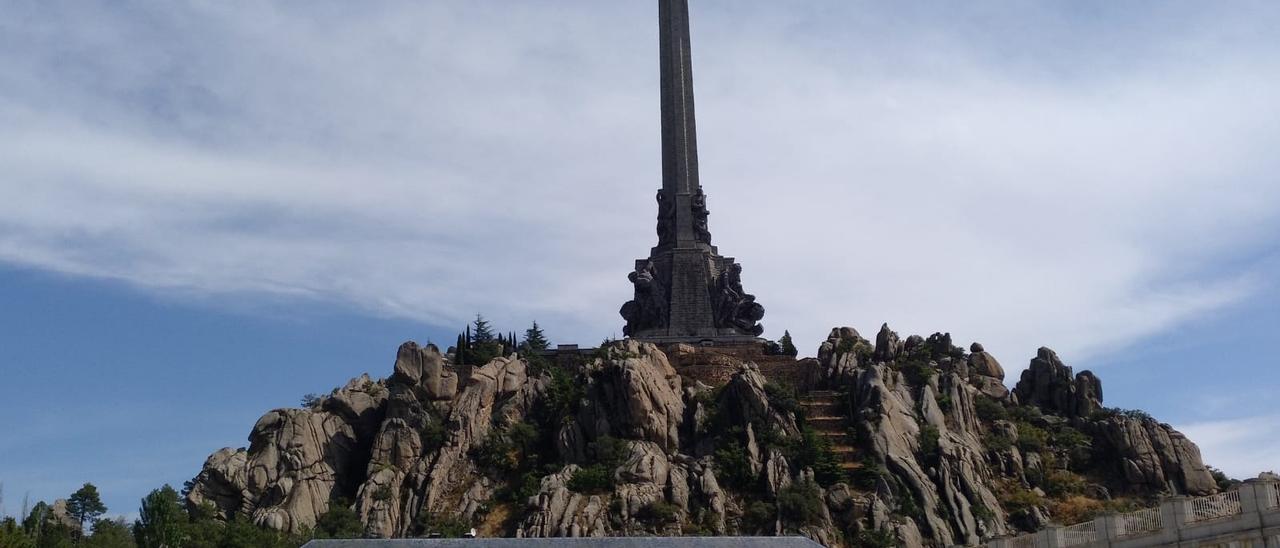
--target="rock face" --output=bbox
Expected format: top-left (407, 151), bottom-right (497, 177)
top-left (1088, 414), bottom-right (1217, 496)
top-left (1014, 347), bottom-right (1102, 417)
top-left (188, 328), bottom-right (1220, 547)
top-left (187, 374), bottom-right (389, 532)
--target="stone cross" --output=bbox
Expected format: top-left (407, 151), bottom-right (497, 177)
top-left (658, 0), bottom-right (705, 250)
top-left (621, 0), bottom-right (765, 342)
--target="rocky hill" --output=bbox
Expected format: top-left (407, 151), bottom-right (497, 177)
top-left (186, 325), bottom-right (1217, 547)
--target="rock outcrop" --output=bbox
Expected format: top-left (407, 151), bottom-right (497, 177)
top-left (1087, 413), bottom-right (1216, 496)
top-left (187, 327), bottom-right (1221, 547)
top-left (1014, 347), bottom-right (1102, 417)
top-left (187, 374), bottom-right (389, 531)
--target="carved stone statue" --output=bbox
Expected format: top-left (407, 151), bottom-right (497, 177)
top-left (714, 263), bottom-right (764, 336)
top-left (692, 189), bottom-right (711, 245)
top-left (620, 260), bottom-right (667, 336)
top-left (656, 190), bottom-right (675, 247)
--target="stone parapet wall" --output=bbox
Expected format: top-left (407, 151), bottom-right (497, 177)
top-left (981, 479), bottom-right (1280, 548)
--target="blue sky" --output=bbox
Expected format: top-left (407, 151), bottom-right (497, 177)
top-left (2, 0), bottom-right (1278, 521)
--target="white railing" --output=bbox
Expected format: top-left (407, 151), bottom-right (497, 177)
top-left (1008, 533), bottom-right (1037, 548)
top-left (1116, 506), bottom-right (1162, 538)
top-left (984, 481), bottom-right (1280, 547)
top-left (1186, 490), bottom-right (1241, 523)
top-left (1061, 520), bottom-right (1097, 546)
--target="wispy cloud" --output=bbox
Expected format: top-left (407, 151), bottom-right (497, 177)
top-left (1178, 415), bottom-right (1280, 479)
top-left (1, 1), bottom-right (1278, 365)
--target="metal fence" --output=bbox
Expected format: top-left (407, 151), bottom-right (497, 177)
top-left (1116, 507), bottom-right (1162, 538)
top-left (1007, 533), bottom-right (1037, 548)
top-left (1061, 520), bottom-right (1098, 547)
top-left (1185, 490), bottom-right (1241, 523)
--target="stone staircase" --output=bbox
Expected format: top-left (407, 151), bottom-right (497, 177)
top-left (799, 390), bottom-right (862, 471)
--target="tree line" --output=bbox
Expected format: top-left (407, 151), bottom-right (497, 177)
top-left (451, 315), bottom-right (549, 366)
top-left (0, 481), bottom-right (373, 548)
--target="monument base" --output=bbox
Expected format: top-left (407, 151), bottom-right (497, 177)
top-left (628, 334), bottom-right (765, 346)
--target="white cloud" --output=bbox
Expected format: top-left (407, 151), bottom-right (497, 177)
top-left (0, 1), bottom-right (1278, 370)
top-left (1178, 415), bottom-right (1280, 479)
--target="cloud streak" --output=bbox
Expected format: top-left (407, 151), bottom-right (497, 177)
top-left (1179, 415), bottom-right (1280, 479)
top-left (1, 1), bottom-right (1278, 363)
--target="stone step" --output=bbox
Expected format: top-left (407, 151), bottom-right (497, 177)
top-left (806, 415), bottom-right (845, 423)
top-left (807, 424), bottom-right (846, 436)
top-left (801, 401), bottom-right (844, 411)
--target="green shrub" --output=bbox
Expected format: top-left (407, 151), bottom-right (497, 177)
top-left (472, 430), bottom-right (518, 474)
top-left (1044, 470), bottom-right (1086, 498)
top-left (416, 512), bottom-right (471, 538)
top-left (853, 341), bottom-right (876, 362)
top-left (850, 457), bottom-right (887, 490)
top-left (1001, 488), bottom-right (1044, 513)
top-left (417, 421), bottom-right (445, 455)
top-left (636, 501), bottom-right (681, 525)
top-left (544, 366), bottom-right (584, 425)
top-left (777, 481), bottom-right (824, 525)
top-left (794, 428), bottom-right (844, 487)
top-left (917, 425), bottom-right (941, 459)
top-left (896, 488), bottom-right (923, 520)
top-left (714, 439), bottom-right (757, 491)
top-left (836, 337), bottom-right (857, 354)
top-left (852, 529), bottom-right (898, 548)
top-left (567, 465), bottom-right (613, 493)
top-left (972, 503), bottom-right (996, 522)
top-left (507, 471), bottom-right (543, 503)
top-left (974, 396), bottom-right (1007, 422)
top-left (588, 435), bottom-right (630, 468)
top-left (1008, 405), bottom-right (1043, 422)
top-left (983, 432), bottom-right (1013, 452)
top-left (764, 382), bottom-right (802, 417)
top-left (314, 499), bottom-right (364, 539)
top-left (1210, 467), bottom-right (1239, 491)
top-left (900, 360), bottom-right (935, 387)
top-left (1015, 421), bottom-right (1048, 452)
top-left (740, 501), bottom-right (776, 533)
top-left (523, 351), bottom-right (552, 376)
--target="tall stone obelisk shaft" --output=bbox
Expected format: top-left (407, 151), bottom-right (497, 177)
top-left (658, 0), bottom-right (703, 250)
top-left (620, 0), bottom-right (765, 342)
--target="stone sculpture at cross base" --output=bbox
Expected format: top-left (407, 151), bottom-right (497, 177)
top-left (620, 0), bottom-right (764, 343)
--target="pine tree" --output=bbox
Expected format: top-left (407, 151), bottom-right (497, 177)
top-left (66, 483), bottom-right (106, 534)
top-left (780, 331), bottom-right (798, 357)
top-left (471, 315), bottom-right (495, 345)
top-left (522, 321), bottom-right (550, 352)
top-left (134, 485), bottom-right (183, 548)
top-left (468, 315), bottom-right (500, 364)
